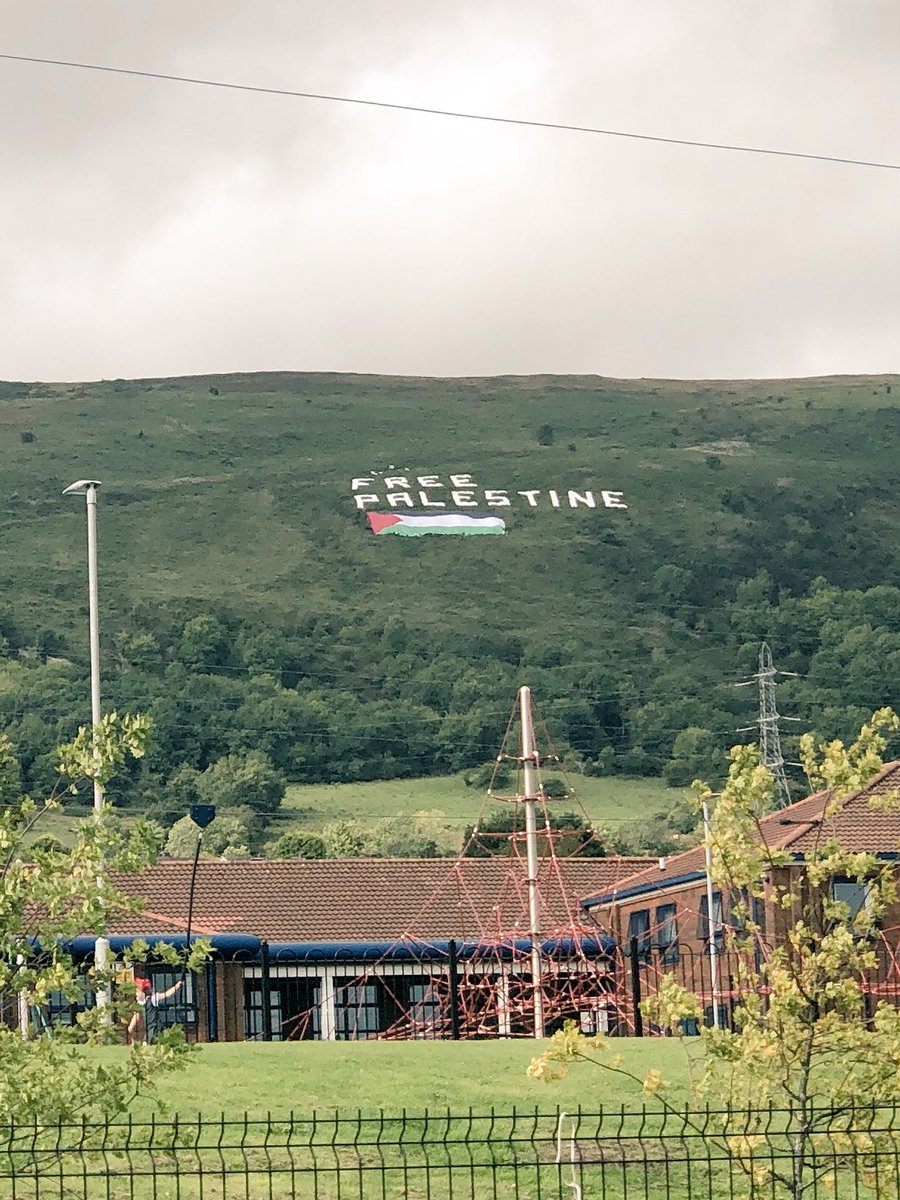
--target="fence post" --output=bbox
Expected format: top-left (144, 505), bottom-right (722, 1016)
top-left (447, 939), bottom-right (461, 1040)
top-left (629, 937), bottom-right (643, 1037)
top-left (260, 940), bottom-right (273, 1042)
top-left (206, 961), bottom-right (218, 1041)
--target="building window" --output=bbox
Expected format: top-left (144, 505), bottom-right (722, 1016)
top-left (397, 978), bottom-right (443, 1038)
top-left (831, 878), bottom-right (872, 924)
top-left (244, 985), bottom-right (281, 1040)
top-left (752, 895), bottom-right (767, 938)
top-left (46, 974), bottom-right (95, 1030)
top-left (335, 980), bottom-right (385, 1040)
top-left (243, 972), bottom-right (322, 1041)
top-left (727, 888), bottom-right (753, 943)
top-left (655, 903), bottom-right (679, 963)
top-left (147, 968), bottom-right (197, 1033)
top-left (697, 892), bottom-right (724, 952)
top-left (627, 909), bottom-right (651, 960)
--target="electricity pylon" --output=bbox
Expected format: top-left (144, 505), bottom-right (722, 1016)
top-left (757, 643), bottom-right (793, 808)
top-left (737, 643), bottom-right (796, 808)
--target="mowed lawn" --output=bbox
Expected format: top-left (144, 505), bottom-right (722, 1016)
top-left (58, 1043), bottom-right (730, 1200)
top-left (280, 774), bottom-right (684, 849)
top-left (111, 1038), bottom-right (695, 1118)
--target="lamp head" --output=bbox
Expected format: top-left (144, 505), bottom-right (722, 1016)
top-left (63, 480), bottom-right (102, 495)
top-left (190, 804), bottom-right (216, 830)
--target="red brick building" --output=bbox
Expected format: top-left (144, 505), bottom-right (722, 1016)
top-left (60, 854), bottom-right (653, 1042)
top-left (579, 762), bottom-right (900, 1030)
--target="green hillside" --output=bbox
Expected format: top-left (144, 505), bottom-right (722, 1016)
top-left (3, 372), bottom-right (897, 637)
top-left (1, 372), bottom-right (898, 850)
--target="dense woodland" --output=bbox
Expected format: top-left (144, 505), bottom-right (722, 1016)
top-left (0, 372), bottom-right (897, 855)
top-left (1, 574), bottom-right (897, 854)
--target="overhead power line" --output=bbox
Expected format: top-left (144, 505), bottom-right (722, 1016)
top-left (2, 52), bottom-right (900, 173)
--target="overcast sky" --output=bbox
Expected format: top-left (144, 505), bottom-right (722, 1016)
top-left (2, 2), bottom-right (899, 382)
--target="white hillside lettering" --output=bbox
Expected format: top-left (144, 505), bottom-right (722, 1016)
top-left (350, 470), bottom-right (628, 512)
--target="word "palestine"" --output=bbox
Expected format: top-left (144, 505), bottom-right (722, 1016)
top-left (351, 474), bottom-right (627, 511)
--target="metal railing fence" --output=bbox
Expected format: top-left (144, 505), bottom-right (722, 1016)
top-left (1, 1102), bottom-right (899, 1199)
top-left (9, 934), bottom-right (900, 1044)
top-left (246, 937), bottom-right (900, 1043)
top-left (620, 935), bottom-right (900, 1036)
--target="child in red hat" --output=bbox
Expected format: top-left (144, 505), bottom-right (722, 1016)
top-left (128, 975), bottom-right (185, 1043)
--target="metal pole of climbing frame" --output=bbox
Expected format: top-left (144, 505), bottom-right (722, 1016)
top-left (519, 686), bottom-right (544, 1039)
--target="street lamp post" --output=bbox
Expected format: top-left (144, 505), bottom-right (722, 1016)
top-left (702, 800), bottom-right (721, 1029)
top-left (63, 480), bottom-right (109, 1010)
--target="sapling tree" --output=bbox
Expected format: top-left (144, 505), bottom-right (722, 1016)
top-left (0, 714), bottom-right (208, 1128)
top-left (529, 709), bottom-right (900, 1197)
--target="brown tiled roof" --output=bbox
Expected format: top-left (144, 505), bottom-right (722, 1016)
top-left (785, 762), bottom-right (900, 855)
top-left (582, 762), bottom-right (900, 909)
top-left (109, 855), bottom-right (655, 943)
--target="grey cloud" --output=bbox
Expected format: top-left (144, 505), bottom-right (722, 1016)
top-left (2, 1), bottom-right (898, 380)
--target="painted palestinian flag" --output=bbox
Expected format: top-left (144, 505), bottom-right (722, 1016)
top-left (367, 511), bottom-right (506, 536)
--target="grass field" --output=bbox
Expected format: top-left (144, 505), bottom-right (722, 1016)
top-left (21, 1044), bottom-right (878, 1199)
top-left (105, 1037), bottom-right (696, 1117)
top-left (30, 1043), bottom-right (851, 1200)
top-left (13, 1040), bottom-right (755, 1200)
top-left (25, 774), bottom-right (687, 852)
top-left (279, 773), bottom-right (685, 849)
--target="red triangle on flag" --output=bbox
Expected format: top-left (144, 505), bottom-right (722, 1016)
top-left (366, 512), bottom-right (402, 534)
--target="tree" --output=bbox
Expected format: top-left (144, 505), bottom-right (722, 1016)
top-left (28, 834), bottom-right (66, 854)
top-left (235, 628), bottom-right (288, 677)
top-left (164, 815), bottom-right (202, 858)
top-left (0, 732), bottom-right (20, 804)
top-left (162, 762), bottom-right (203, 820)
top-left (322, 819), bottom-right (368, 858)
top-left (462, 808), bottom-right (605, 858)
top-left (115, 630), bottom-right (162, 671)
top-left (606, 795), bottom-right (698, 856)
top-left (0, 715), bottom-right (207, 1129)
top-left (663, 726), bottom-right (723, 787)
top-left (196, 750), bottom-right (285, 816)
top-left (267, 831), bottom-right (326, 859)
top-left (165, 807), bottom-right (262, 859)
top-left (653, 563), bottom-right (693, 617)
top-left (176, 614), bottom-right (230, 672)
top-left (368, 812), bottom-right (457, 858)
top-left (529, 709), bottom-right (900, 1198)
top-left (463, 761), bottom-right (512, 791)
top-left (200, 811), bottom-right (255, 858)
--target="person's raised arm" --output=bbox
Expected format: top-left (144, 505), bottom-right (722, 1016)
top-left (155, 978), bottom-right (186, 1001)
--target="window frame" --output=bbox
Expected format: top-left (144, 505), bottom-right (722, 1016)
top-left (830, 876), bottom-right (875, 927)
top-left (654, 902), bottom-right (679, 963)
top-left (626, 908), bottom-right (652, 961)
top-left (147, 967), bottom-right (198, 1033)
top-left (697, 891), bottom-right (724, 953)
